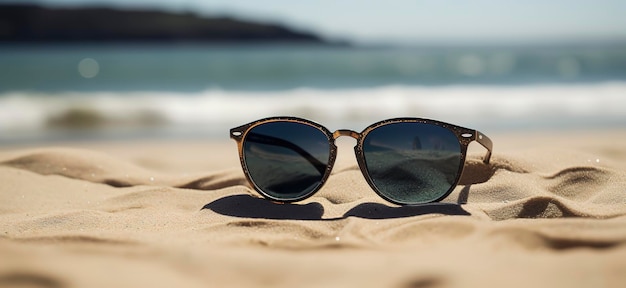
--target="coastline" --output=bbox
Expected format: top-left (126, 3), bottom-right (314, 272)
top-left (2, 82), bottom-right (625, 146)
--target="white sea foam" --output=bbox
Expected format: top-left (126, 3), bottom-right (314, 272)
top-left (1, 83), bottom-right (625, 142)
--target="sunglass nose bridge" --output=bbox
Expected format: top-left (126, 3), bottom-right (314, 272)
top-left (332, 129), bottom-right (360, 140)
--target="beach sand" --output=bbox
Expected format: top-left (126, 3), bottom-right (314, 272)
top-left (1, 129), bottom-right (625, 287)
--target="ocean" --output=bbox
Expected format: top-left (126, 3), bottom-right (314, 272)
top-left (1, 43), bottom-right (625, 144)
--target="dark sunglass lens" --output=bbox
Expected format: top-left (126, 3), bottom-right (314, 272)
top-left (362, 122), bottom-right (463, 204)
top-left (243, 122), bottom-right (330, 200)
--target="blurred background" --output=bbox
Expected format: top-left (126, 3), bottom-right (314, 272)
top-left (1, 0), bottom-right (625, 144)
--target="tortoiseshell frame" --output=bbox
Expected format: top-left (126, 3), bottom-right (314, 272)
top-left (230, 116), bottom-right (493, 205)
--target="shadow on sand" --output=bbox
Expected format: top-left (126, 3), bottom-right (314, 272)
top-left (201, 194), bottom-right (470, 220)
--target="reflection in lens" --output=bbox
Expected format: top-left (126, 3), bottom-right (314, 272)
top-left (243, 122), bottom-right (330, 200)
top-left (362, 122), bottom-right (462, 204)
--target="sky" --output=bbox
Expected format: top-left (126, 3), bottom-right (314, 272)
top-left (7, 0), bottom-right (626, 44)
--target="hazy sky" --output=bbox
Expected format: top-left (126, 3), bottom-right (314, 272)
top-left (10, 0), bottom-right (626, 44)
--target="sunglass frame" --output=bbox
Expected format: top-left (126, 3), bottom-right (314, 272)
top-left (230, 116), bottom-right (492, 205)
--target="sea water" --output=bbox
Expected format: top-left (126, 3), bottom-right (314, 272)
top-left (1, 43), bottom-right (625, 144)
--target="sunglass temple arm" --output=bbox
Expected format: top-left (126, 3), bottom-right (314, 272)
top-left (475, 131), bottom-right (493, 165)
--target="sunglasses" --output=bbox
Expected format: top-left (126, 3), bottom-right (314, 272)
top-left (230, 117), bottom-right (493, 205)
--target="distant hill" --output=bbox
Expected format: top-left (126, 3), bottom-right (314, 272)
top-left (0, 4), bottom-right (328, 43)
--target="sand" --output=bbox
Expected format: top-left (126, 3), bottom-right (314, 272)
top-left (0, 129), bottom-right (625, 288)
